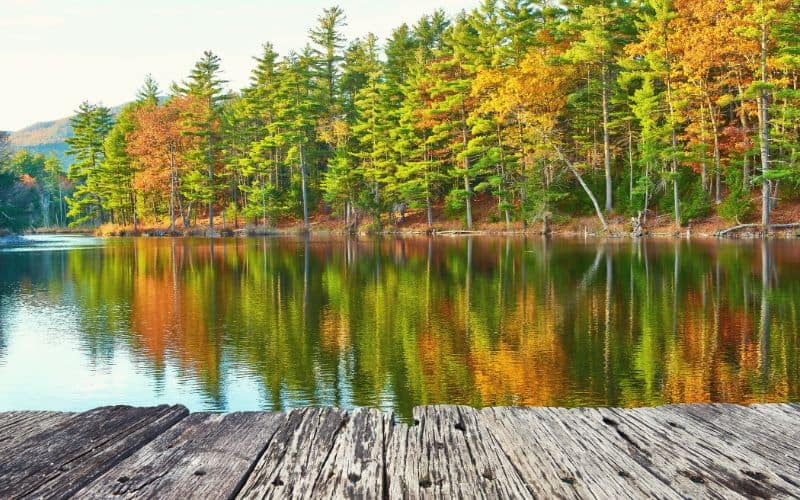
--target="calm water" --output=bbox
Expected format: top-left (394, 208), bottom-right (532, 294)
top-left (0, 235), bottom-right (798, 421)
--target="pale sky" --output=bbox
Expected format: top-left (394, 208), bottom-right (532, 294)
top-left (1, 0), bottom-right (467, 131)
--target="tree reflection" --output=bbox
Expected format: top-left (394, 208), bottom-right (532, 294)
top-left (1, 236), bottom-right (799, 420)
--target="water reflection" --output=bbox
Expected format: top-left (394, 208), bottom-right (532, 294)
top-left (0, 236), bottom-right (799, 421)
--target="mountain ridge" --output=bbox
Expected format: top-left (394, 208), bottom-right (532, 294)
top-left (8, 103), bottom-right (127, 166)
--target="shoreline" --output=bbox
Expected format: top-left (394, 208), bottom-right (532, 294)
top-left (19, 223), bottom-right (800, 240)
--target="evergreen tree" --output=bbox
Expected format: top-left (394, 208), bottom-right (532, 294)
top-left (173, 50), bottom-right (228, 229)
top-left (309, 6), bottom-right (347, 114)
top-left (100, 103), bottom-right (137, 225)
top-left (136, 74), bottom-right (160, 106)
top-left (65, 101), bottom-right (114, 226)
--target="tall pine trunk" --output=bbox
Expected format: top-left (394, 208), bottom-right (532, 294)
top-left (662, 21), bottom-right (681, 231)
top-left (208, 133), bottom-right (214, 230)
top-left (299, 143), bottom-right (310, 231)
top-left (170, 142), bottom-right (176, 232)
top-left (460, 105), bottom-right (472, 230)
top-left (759, 21), bottom-right (771, 233)
top-left (602, 65), bottom-right (613, 213)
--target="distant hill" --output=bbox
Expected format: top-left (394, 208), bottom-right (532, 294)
top-left (9, 103), bottom-right (130, 168)
top-left (8, 115), bottom-right (74, 166)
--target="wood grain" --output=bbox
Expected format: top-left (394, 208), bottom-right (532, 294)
top-left (0, 405), bottom-right (187, 500)
top-left (0, 403), bottom-right (798, 499)
top-left (75, 411), bottom-right (285, 499)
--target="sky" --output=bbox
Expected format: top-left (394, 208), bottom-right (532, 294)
top-left (1, 0), bottom-right (467, 131)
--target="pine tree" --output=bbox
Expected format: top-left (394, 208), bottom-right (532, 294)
top-left (309, 6), bottom-right (347, 113)
top-left (173, 50), bottom-right (228, 230)
top-left (101, 103), bottom-right (137, 225)
top-left (65, 101), bottom-right (114, 226)
top-left (351, 48), bottom-right (394, 225)
top-left (627, 0), bottom-right (683, 230)
top-left (137, 74), bottom-right (160, 106)
top-left (272, 49), bottom-right (320, 229)
top-left (426, 16), bottom-right (483, 230)
top-left (394, 51), bottom-right (440, 228)
top-left (238, 43), bottom-right (284, 225)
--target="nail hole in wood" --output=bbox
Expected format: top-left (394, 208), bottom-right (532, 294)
top-left (194, 469), bottom-right (206, 477)
top-left (117, 476), bottom-right (130, 483)
top-left (560, 476), bottom-right (576, 485)
top-left (419, 477), bottom-right (432, 488)
top-left (618, 470), bottom-right (630, 478)
top-left (602, 417), bottom-right (618, 427)
top-left (454, 421), bottom-right (466, 432)
top-left (272, 477), bottom-right (284, 486)
top-left (348, 472), bottom-right (361, 483)
top-left (681, 470), bottom-right (705, 484)
top-left (742, 470), bottom-right (768, 481)
top-left (413, 418), bottom-right (420, 426)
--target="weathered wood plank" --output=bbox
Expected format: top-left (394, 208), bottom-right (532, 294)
top-left (309, 407), bottom-right (391, 499)
top-left (0, 403), bottom-right (798, 499)
top-left (0, 405), bottom-right (187, 500)
top-left (75, 411), bottom-right (285, 499)
top-left (594, 405), bottom-right (800, 498)
top-left (480, 406), bottom-right (682, 499)
top-left (0, 412), bottom-right (77, 454)
top-left (656, 404), bottom-right (800, 480)
top-left (236, 407), bottom-right (350, 499)
top-left (385, 405), bottom-right (531, 499)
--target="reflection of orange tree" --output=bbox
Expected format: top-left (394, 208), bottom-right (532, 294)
top-left (129, 240), bottom-right (223, 403)
top-left (466, 287), bottom-right (569, 408)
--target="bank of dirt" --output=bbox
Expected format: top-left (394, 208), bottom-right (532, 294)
top-left (29, 194), bottom-right (800, 239)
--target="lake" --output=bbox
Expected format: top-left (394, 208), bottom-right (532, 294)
top-left (0, 235), bottom-right (798, 421)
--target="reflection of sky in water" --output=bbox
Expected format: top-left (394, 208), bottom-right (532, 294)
top-left (0, 234), bottom-right (107, 252)
top-left (0, 292), bottom-right (236, 412)
top-left (0, 235), bottom-right (798, 421)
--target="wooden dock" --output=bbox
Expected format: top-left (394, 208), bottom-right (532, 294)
top-left (1, 403), bottom-right (799, 499)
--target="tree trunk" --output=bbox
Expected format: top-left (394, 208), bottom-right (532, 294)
top-left (628, 128), bottom-right (634, 206)
top-left (41, 191), bottom-right (50, 227)
top-left (59, 184), bottom-right (65, 227)
top-left (759, 20), bottom-right (771, 234)
top-left (170, 142), bottom-right (176, 232)
top-left (705, 94), bottom-right (722, 204)
top-left (497, 123), bottom-right (511, 230)
top-left (663, 25), bottom-right (681, 231)
top-left (461, 108), bottom-right (473, 230)
top-left (208, 134), bottom-right (214, 230)
top-left (551, 141), bottom-right (608, 231)
top-left (299, 142), bottom-right (310, 230)
top-left (261, 176), bottom-right (268, 226)
top-left (602, 64), bottom-right (613, 213)
top-left (131, 192), bottom-right (137, 233)
top-left (426, 194), bottom-right (433, 228)
top-left (699, 100), bottom-right (709, 191)
top-left (424, 143), bottom-right (433, 229)
top-left (736, 81), bottom-right (752, 190)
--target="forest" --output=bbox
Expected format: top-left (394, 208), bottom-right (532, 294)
top-left (1, 0), bottom-right (798, 234)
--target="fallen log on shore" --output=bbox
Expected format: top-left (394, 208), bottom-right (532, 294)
top-left (716, 222), bottom-right (800, 237)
